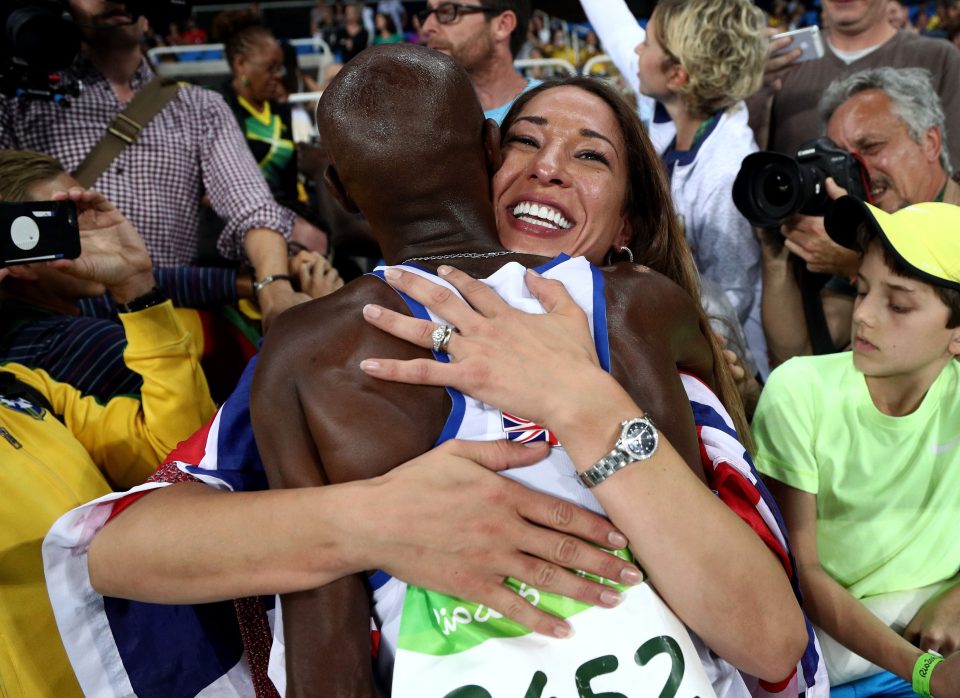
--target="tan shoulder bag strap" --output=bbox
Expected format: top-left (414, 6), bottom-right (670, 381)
top-left (72, 77), bottom-right (181, 188)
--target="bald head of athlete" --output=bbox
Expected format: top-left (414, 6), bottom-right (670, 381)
top-left (316, 44), bottom-right (502, 252)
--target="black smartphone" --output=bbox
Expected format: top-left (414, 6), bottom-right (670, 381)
top-left (0, 200), bottom-right (80, 268)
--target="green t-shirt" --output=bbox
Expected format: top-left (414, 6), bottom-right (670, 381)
top-left (753, 353), bottom-right (960, 599)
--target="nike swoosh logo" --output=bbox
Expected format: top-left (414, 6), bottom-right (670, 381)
top-left (933, 436), bottom-right (960, 455)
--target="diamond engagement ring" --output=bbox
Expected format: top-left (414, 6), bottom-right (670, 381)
top-left (431, 324), bottom-right (454, 354)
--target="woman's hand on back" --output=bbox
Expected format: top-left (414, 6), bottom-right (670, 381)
top-left (359, 264), bottom-right (623, 433)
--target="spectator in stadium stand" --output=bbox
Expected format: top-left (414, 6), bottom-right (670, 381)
top-left (377, 0), bottom-right (408, 33)
top-left (0, 0), bottom-right (304, 328)
top-left (759, 67), bottom-right (958, 365)
top-left (582, 0), bottom-right (772, 380)
top-left (751, 0), bottom-right (960, 167)
top-left (753, 197), bottom-right (960, 698)
top-left (372, 11), bottom-right (406, 44)
top-left (419, 0), bottom-right (537, 123)
top-left (0, 151), bottom-right (342, 403)
top-left (334, 3), bottom-right (369, 63)
top-left (0, 184), bottom-right (215, 698)
top-left (886, 0), bottom-right (915, 31)
top-left (212, 10), bottom-right (331, 256)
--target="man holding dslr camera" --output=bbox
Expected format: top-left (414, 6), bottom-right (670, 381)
top-left (0, 0), bottom-right (304, 326)
top-left (743, 67), bottom-right (956, 364)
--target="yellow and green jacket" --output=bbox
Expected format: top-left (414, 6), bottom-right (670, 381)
top-left (0, 301), bottom-right (215, 698)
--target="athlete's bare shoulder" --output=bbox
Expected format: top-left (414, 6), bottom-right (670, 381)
top-left (600, 262), bottom-right (715, 387)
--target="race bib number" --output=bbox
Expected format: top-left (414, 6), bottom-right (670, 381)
top-left (392, 560), bottom-right (716, 698)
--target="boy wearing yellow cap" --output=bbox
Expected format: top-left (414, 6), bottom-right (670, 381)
top-left (753, 197), bottom-right (960, 698)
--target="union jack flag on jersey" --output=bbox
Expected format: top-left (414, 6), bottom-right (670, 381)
top-left (501, 410), bottom-right (560, 445)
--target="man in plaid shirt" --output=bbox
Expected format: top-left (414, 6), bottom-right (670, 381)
top-left (0, 0), bottom-right (305, 323)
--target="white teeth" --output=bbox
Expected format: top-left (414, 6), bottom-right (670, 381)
top-left (511, 201), bottom-right (572, 229)
top-left (517, 215), bottom-right (558, 230)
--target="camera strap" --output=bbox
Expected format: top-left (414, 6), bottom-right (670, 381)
top-left (72, 77), bottom-right (181, 189)
top-left (800, 270), bottom-right (837, 355)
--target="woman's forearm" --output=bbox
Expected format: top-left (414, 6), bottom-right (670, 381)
top-left (89, 482), bottom-right (370, 602)
top-left (551, 376), bottom-right (808, 681)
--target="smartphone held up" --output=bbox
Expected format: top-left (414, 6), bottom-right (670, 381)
top-left (771, 25), bottom-right (824, 63)
top-left (0, 200), bottom-right (80, 268)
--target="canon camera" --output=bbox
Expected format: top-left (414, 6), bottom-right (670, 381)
top-left (732, 138), bottom-right (872, 228)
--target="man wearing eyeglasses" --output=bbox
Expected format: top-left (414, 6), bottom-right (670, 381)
top-left (419, 0), bottom-right (537, 123)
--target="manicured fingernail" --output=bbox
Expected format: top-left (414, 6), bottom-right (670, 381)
top-left (362, 304), bottom-right (381, 319)
top-left (360, 360), bottom-right (381, 372)
top-left (608, 531), bottom-right (628, 548)
top-left (600, 589), bottom-right (623, 607)
top-left (437, 265), bottom-right (452, 276)
top-left (554, 622), bottom-right (574, 639)
top-left (620, 567), bottom-right (643, 585)
top-left (384, 268), bottom-right (402, 281)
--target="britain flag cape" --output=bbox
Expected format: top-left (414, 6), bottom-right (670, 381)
top-left (43, 258), bottom-right (828, 698)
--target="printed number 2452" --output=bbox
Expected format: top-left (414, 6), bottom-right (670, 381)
top-left (443, 635), bottom-right (697, 698)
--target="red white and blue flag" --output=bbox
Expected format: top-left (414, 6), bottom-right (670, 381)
top-left (501, 410), bottom-right (560, 445)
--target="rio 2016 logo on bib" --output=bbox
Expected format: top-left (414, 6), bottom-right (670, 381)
top-left (392, 549), bottom-right (716, 698)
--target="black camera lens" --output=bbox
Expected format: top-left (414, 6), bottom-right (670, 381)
top-left (762, 171), bottom-right (794, 209)
top-left (733, 152), bottom-right (804, 228)
top-left (7, 5), bottom-right (80, 73)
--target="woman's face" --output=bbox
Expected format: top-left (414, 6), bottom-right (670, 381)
top-left (493, 86), bottom-right (631, 264)
top-left (238, 37), bottom-right (285, 102)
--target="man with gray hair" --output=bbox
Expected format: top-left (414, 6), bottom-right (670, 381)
top-left (822, 66), bottom-right (957, 210)
top-left (762, 66), bottom-right (958, 363)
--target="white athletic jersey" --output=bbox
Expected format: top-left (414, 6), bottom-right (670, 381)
top-left (363, 254), bottom-right (747, 697)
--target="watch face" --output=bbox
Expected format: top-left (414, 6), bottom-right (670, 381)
top-left (623, 419), bottom-right (657, 458)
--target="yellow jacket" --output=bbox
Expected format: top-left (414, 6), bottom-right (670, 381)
top-left (0, 301), bottom-right (215, 698)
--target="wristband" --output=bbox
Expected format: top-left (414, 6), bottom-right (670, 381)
top-left (913, 651), bottom-right (943, 698)
top-left (117, 285), bottom-right (167, 314)
top-left (252, 274), bottom-right (293, 295)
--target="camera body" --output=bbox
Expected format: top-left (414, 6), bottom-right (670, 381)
top-left (0, 0), bottom-right (192, 103)
top-left (0, 200), bottom-right (80, 268)
top-left (732, 138), bottom-right (872, 228)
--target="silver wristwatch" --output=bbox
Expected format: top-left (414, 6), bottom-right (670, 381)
top-left (578, 416), bottom-right (659, 488)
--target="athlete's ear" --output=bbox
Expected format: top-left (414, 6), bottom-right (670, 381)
top-left (483, 118), bottom-right (503, 178)
top-left (323, 165), bottom-right (360, 214)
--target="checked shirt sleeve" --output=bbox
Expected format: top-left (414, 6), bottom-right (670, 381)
top-left (192, 88), bottom-right (295, 260)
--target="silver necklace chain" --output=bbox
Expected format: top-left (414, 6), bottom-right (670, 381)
top-left (401, 250), bottom-right (518, 264)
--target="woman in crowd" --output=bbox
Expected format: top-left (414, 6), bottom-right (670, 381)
top-left (372, 11), bottom-right (405, 45)
top-left (212, 10), bottom-right (329, 255)
top-left (335, 3), bottom-right (369, 63)
top-left (44, 55), bottom-right (822, 697)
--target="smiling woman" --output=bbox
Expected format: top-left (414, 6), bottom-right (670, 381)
top-left (494, 86), bottom-right (632, 265)
top-left (495, 77), bottom-right (752, 445)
